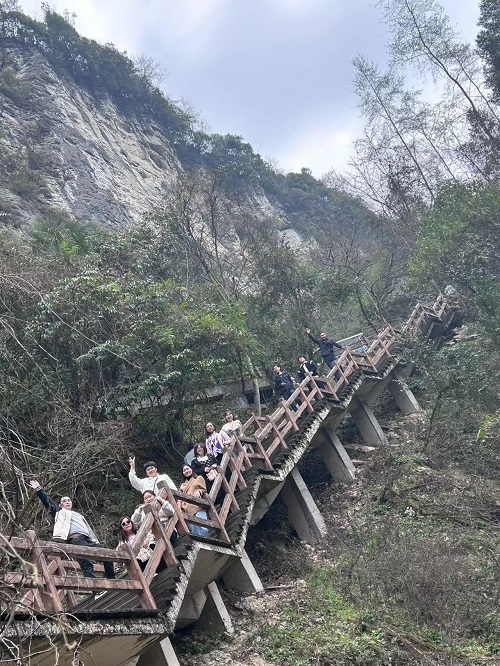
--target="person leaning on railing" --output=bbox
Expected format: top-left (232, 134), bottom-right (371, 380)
top-left (117, 516), bottom-right (154, 572)
top-left (178, 464), bottom-right (209, 537)
top-left (297, 356), bottom-right (319, 382)
top-left (27, 479), bottom-right (115, 579)
top-left (131, 489), bottom-right (174, 531)
top-left (220, 411), bottom-right (243, 437)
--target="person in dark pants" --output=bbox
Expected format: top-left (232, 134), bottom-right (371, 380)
top-left (28, 479), bottom-right (115, 579)
top-left (305, 328), bottom-right (344, 370)
top-left (297, 356), bottom-right (319, 382)
top-left (273, 365), bottom-right (301, 410)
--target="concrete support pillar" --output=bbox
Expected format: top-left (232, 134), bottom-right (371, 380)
top-left (318, 427), bottom-right (356, 482)
top-left (197, 581), bottom-right (234, 634)
top-left (387, 368), bottom-right (421, 414)
top-left (137, 638), bottom-right (180, 666)
top-left (175, 588), bottom-right (208, 629)
top-left (281, 467), bottom-right (327, 542)
top-left (351, 399), bottom-right (388, 445)
top-left (250, 482), bottom-right (284, 526)
top-left (222, 549), bottom-right (264, 593)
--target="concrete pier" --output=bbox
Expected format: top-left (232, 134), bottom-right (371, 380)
top-left (222, 549), bottom-right (264, 593)
top-left (318, 427), bottom-right (356, 482)
top-left (281, 467), bottom-right (327, 542)
top-left (351, 398), bottom-right (388, 445)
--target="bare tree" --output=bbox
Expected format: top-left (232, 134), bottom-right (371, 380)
top-left (132, 53), bottom-right (168, 87)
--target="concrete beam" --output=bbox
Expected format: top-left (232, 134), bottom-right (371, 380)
top-left (351, 399), bottom-right (388, 445)
top-left (136, 638), bottom-right (180, 666)
top-left (281, 467), bottom-right (327, 542)
top-left (222, 549), bottom-right (264, 593)
top-left (387, 368), bottom-right (421, 414)
top-left (250, 482), bottom-right (284, 526)
top-left (319, 427), bottom-right (356, 482)
top-left (196, 581), bottom-right (234, 634)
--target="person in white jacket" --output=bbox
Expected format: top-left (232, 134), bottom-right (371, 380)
top-left (128, 457), bottom-right (176, 515)
top-left (28, 479), bottom-right (115, 579)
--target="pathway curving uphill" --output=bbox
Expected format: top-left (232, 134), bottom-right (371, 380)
top-left (0, 296), bottom-right (461, 666)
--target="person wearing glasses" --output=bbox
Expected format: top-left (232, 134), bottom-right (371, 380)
top-left (117, 516), bottom-right (154, 571)
top-left (28, 479), bottom-right (115, 579)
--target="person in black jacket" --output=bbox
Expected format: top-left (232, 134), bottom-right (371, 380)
top-left (297, 356), bottom-right (319, 382)
top-left (273, 365), bottom-right (302, 411)
top-left (305, 328), bottom-right (344, 369)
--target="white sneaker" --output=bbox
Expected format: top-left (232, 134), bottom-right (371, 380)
top-left (94, 591), bottom-right (106, 600)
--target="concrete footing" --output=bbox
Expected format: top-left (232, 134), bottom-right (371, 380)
top-left (281, 467), bottom-right (327, 542)
top-left (197, 581), bottom-right (234, 634)
top-left (351, 399), bottom-right (388, 445)
top-left (318, 427), bottom-right (356, 482)
top-left (222, 549), bottom-right (264, 593)
top-left (387, 368), bottom-right (421, 414)
top-left (137, 638), bottom-right (180, 666)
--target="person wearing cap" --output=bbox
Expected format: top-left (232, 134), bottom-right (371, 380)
top-left (128, 457), bottom-right (177, 495)
top-left (28, 479), bottom-right (115, 579)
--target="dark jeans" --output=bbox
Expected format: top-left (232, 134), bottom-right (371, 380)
top-left (281, 389), bottom-right (301, 411)
top-left (68, 535), bottom-right (115, 579)
top-left (324, 355), bottom-right (341, 381)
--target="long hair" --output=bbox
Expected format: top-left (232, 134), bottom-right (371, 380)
top-left (118, 516), bottom-right (136, 543)
top-left (182, 464), bottom-right (198, 479)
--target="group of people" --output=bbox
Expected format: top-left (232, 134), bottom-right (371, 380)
top-left (273, 327), bottom-right (345, 403)
top-left (25, 330), bottom-right (343, 584)
top-left (27, 411), bottom-right (244, 583)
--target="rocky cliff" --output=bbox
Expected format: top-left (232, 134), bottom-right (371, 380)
top-left (1, 47), bottom-right (188, 226)
top-left (0, 6), bottom-right (381, 257)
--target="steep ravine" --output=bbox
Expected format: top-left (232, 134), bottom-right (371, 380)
top-left (173, 406), bottom-right (500, 666)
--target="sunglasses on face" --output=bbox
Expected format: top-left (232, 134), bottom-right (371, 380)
top-left (121, 520), bottom-right (131, 527)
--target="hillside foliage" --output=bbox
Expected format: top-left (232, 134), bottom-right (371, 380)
top-left (0, 0), bottom-right (500, 664)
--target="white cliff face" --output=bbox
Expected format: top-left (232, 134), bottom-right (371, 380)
top-left (1, 49), bottom-right (182, 226)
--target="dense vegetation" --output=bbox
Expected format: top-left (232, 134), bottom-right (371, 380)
top-left (1, 0), bottom-right (500, 663)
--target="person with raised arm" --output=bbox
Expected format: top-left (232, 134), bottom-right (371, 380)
top-left (28, 479), bottom-right (115, 579)
top-left (128, 457), bottom-right (176, 494)
top-left (305, 328), bottom-right (344, 370)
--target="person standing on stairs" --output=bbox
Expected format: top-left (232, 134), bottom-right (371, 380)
top-left (128, 457), bottom-right (176, 494)
top-left (28, 479), bottom-right (115, 579)
top-left (305, 328), bottom-right (345, 382)
top-left (305, 328), bottom-right (344, 370)
top-left (297, 356), bottom-right (319, 382)
top-left (221, 411), bottom-right (243, 437)
top-left (178, 464), bottom-right (209, 537)
top-left (273, 365), bottom-right (301, 410)
top-left (205, 422), bottom-right (231, 464)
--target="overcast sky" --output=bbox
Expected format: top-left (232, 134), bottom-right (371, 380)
top-left (20, 0), bottom-right (481, 177)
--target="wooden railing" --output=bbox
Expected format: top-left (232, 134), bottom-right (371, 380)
top-left (4, 530), bottom-right (157, 614)
top-left (2, 295), bottom-right (452, 616)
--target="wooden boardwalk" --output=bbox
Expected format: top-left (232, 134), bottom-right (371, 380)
top-left (0, 295), bottom-right (461, 666)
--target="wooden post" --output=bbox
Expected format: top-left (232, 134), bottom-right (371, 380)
top-left (123, 543), bottom-right (157, 610)
top-left (26, 530), bottom-right (64, 613)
